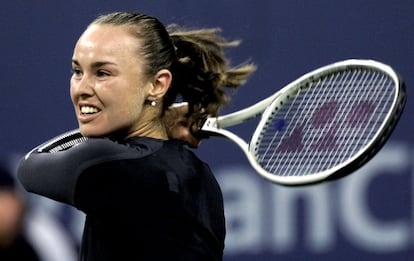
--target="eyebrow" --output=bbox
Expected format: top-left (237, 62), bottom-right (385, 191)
top-left (71, 59), bottom-right (117, 68)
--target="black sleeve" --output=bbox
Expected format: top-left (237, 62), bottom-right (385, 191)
top-left (17, 138), bottom-right (149, 206)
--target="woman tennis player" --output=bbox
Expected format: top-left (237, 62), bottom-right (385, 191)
top-left (17, 11), bottom-right (255, 260)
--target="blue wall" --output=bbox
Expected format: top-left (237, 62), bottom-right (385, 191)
top-left (2, 1), bottom-right (413, 260)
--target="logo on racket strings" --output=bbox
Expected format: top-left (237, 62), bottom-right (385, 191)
top-left (276, 100), bottom-right (375, 152)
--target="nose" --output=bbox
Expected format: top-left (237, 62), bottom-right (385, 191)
top-left (71, 73), bottom-right (95, 98)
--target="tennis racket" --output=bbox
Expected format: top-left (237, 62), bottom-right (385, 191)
top-left (25, 59), bottom-right (406, 186)
top-left (200, 59), bottom-right (406, 185)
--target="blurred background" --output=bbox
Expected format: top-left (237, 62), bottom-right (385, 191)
top-left (1, 1), bottom-right (413, 260)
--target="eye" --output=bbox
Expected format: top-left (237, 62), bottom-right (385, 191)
top-left (97, 70), bottom-right (110, 77)
top-left (71, 67), bottom-right (83, 78)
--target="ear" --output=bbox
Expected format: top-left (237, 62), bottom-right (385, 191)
top-left (148, 69), bottom-right (172, 100)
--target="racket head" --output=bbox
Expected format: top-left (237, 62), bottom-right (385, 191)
top-left (249, 59), bottom-right (406, 185)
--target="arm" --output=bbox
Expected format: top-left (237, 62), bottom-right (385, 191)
top-left (17, 138), bottom-right (147, 206)
top-left (163, 103), bottom-right (208, 148)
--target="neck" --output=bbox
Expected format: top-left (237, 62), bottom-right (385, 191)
top-left (108, 105), bottom-right (168, 141)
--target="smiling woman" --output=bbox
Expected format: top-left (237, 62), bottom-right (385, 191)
top-left (70, 24), bottom-right (160, 140)
top-left (17, 11), bottom-right (256, 261)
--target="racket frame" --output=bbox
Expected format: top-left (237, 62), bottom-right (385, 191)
top-left (201, 59), bottom-right (404, 185)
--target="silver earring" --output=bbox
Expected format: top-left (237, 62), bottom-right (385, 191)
top-left (150, 100), bottom-right (157, 107)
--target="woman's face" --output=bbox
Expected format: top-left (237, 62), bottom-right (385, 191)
top-left (70, 24), bottom-right (151, 138)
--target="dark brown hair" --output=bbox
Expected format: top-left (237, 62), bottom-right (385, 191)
top-left (91, 12), bottom-right (256, 125)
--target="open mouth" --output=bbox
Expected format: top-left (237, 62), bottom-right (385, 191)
top-left (80, 105), bottom-right (99, 114)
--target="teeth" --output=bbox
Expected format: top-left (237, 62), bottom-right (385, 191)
top-left (81, 106), bottom-right (98, 114)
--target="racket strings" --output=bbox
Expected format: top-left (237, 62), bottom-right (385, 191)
top-left (271, 76), bottom-right (330, 174)
top-left (298, 70), bottom-right (358, 175)
top-left (262, 71), bottom-right (347, 175)
top-left (255, 67), bottom-right (396, 177)
top-left (262, 83), bottom-right (311, 169)
top-left (263, 74), bottom-right (336, 171)
top-left (285, 71), bottom-right (353, 175)
top-left (343, 71), bottom-right (389, 159)
top-left (327, 69), bottom-right (373, 170)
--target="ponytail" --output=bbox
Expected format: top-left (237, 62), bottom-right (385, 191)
top-left (166, 26), bottom-right (256, 126)
top-left (91, 12), bottom-right (255, 129)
